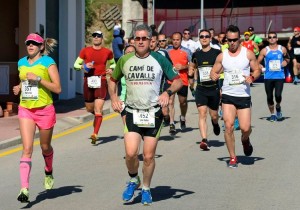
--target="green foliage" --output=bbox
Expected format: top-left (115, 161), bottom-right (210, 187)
top-left (85, 0), bottom-right (96, 31)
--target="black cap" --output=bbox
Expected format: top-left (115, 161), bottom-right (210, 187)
top-left (248, 27), bottom-right (254, 31)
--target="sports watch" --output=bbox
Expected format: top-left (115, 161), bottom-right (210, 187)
top-left (36, 76), bottom-right (42, 82)
top-left (166, 89), bottom-right (173, 97)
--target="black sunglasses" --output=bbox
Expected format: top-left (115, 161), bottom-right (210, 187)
top-left (184, 32), bottom-right (190, 35)
top-left (134, 36), bottom-right (150, 41)
top-left (25, 41), bottom-right (41, 46)
top-left (268, 36), bottom-right (277, 39)
top-left (199, 35), bottom-right (210, 39)
top-left (92, 34), bottom-right (102, 38)
top-left (227, 38), bottom-right (239, 43)
top-left (158, 39), bottom-right (166, 42)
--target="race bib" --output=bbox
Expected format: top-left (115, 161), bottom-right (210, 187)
top-left (226, 69), bottom-right (245, 85)
top-left (133, 109), bottom-right (155, 128)
top-left (294, 48), bottom-right (300, 55)
top-left (87, 76), bottom-right (101, 88)
top-left (269, 60), bottom-right (281, 71)
top-left (198, 66), bottom-right (212, 82)
top-left (21, 80), bottom-right (39, 100)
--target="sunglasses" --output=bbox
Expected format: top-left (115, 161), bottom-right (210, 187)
top-left (25, 41), bottom-right (41, 46)
top-left (268, 36), bottom-right (277, 39)
top-left (294, 31), bottom-right (299, 32)
top-left (158, 39), bottom-right (166, 43)
top-left (199, 35), bottom-right (210, 39)
top-left (92, 34), bottom-right (102, 38)
top-left (184, 32), bottom-right (190, 35)
top-left (134, 36), bottom-right (150, 41)
top-left (227, 38), bottom-right (239, 43)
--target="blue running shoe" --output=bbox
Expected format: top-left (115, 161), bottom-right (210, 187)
top-left (234, 118), bottom-right (240, 130)
top-left (270, 114), bottom-right (277, 122)
top-left (141, 189), bottom-right (152, 205)
top-left (122, 176), bottom-right (140, 202)
top-left (293, 77), bottom-right (298, 85)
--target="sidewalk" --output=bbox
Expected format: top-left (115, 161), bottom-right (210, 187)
top-left (0, 94), bottom-right (112, 150)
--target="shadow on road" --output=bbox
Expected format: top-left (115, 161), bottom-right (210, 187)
top-left (92, 135), bottom-right (121, 145)
top-left (21, 185), bottom-right (83, 208)
top-left (217, 156), bottom-right (265, 167)
top-left (124, 185), bottom-right (194, 205)
top-left (259, 116), bottom-right (290, 122)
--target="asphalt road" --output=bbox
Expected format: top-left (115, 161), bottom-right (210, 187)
top-left (1, 82), bottom-right (300, 210)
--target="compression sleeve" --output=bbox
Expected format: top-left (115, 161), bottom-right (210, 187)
top-left (74, 57), bottom-right (84, 70)
top-left (108, 58), bottom-right (116, 69)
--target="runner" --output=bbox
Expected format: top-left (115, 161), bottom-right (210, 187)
top-left (108, 24), bottom-right (182, 205)
top-left (73, 30), bottom-right (116, 144)
top-left (189, 29), bottom-right (221, 150)
top-left (257, 32), bottom-right (290, 122)
top-left (210, 25), bottom-right (261, 168)
top-left (181, 28), bottom-right (197, 53)
top-left (13, 33), bottom-right (61, 202)
top-left (287, 27), bottom-right (300, 84)
top-left (167, 32), bottom-right (192, 135)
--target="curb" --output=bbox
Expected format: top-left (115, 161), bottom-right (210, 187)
top-left (0, 107), bottom-right (111, 151)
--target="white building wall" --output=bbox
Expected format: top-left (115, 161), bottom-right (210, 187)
top-left (59, 0), bottom-right (84, 99)
top-left (122, 0), bottom-right (144, 39)
top-left (75, 0), bottom-right (85, 94)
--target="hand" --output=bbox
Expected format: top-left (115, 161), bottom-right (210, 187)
top-left (13, 85), bottom-right (21, 95)
top-left (26, 72), bottom-right (39, 81)
top-left (106, 68), bottom-right (113, 75)
top-left (244, 75), bottom-right (254, 84)
top-left (158, 92), bottom-right (169, 107)
top-left (210, 71), bottom-right (220, 81)
top-left (189, 86), bottom-right (195, 97)
top-left (111, 99), bottom-right (123, 113)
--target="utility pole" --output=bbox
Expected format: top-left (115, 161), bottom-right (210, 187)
top-left (147, 0), bottom-right (154, 26)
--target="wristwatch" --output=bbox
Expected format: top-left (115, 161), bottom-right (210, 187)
top-left (166, 89), bottom-right (173, 97)
top-left (36, 76), bottom-right (42, 82)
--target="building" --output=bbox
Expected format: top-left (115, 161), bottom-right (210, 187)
top-left (0, 0), bottom-right (85, 108)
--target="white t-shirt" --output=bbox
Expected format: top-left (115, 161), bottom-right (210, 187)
top-left (181, 39), bottom-right (197, 53)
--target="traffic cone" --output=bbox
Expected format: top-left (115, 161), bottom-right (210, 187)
top-left (285, 71), bottom-right (292, 83)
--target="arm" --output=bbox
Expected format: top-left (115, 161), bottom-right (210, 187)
top-left (287, 36), bottom-right (292, 51)
top-left (253, 41), bottom-right (260, 54)
top-left (106, 58), bottom-right (116, 75)
top-left (74, 57), bottom-right (84, 70)
top-left (257, 48), bottom-right (266, 69)
top-left (108, 78), bottom-right (122, 112)
top-left (248, 50), bottom-right (261, 84)
top-left (281, 47), bottom-right (290, 67)
top-left (210, 53), bottom-right (223, 81)
top-left (159, 77), bottom-right (183, 107)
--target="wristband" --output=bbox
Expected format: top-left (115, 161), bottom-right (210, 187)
top-left (83, 63), bottom-right (91, 72)
top-left (250, 76), bottom-right (255, 82)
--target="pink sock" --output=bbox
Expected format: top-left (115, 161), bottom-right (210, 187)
top-left (19, 157), bottom-right (32, 189)
top-left (43, 150), bottom-right (54, 173)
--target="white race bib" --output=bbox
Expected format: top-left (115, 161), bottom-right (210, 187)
top-left (21, 80), bottom-right (39, 100)
top-left (226, 69), bottom-right (245, 85)
top-left (269, 60), bottom-right (281, 71)
top-left (87, 76), bottom-right (101, 88)
top-left (294, 48), bottom-right (300, 55)
top-left (198, 66), bottom-right (212, 82)
top-left (133, 109), bottom-right (155, 128)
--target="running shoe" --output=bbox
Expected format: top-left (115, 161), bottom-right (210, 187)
top-left (242, 137), bottom-right (253, 156)
top-left (234, 118), bottom-right (240, 130)
top-left (269, 114), bottom-right (277, 122)
top-left (200, 139), bottom-right (210, 151)
top-left (276, 111), bottom-right (283, 121)
top-left (44, 174), bottom-right (54, 190)
top-left (211, 120), bottom-right (220, 136)
top-left (17, 188), bottom-right (29, 203)
top-left (293, 77), bottom-right (298, 85)
top-left (276, 107), bottom-right (283, 121)
top-left (228, 156), bottom-right (238, 168)
top-left (90, 133), bottom-right (98, 144)
top-left (179, 116), bottom-right (186, 130)
top-left (122, 176), bottom-right (141, 202)
top-left (169, 123), bottom-right (176, 135)
top-left (141, 189), bottom-right (152, 205)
